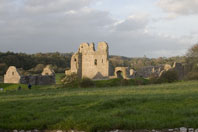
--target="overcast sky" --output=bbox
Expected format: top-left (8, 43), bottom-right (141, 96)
top-left (0, 0), bottom-right (198, 58)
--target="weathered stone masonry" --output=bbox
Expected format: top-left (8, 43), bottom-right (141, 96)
top-left (4, 66), bottom-right (55, 85)
top-left (66, 42), bottom-right (110, 79)
top-left (66, 42), bottom-right (185, 80)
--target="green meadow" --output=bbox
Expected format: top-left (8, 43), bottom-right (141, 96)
top-left (0, 81), bottom-right (198, 132)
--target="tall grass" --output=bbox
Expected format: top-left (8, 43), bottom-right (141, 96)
top-left (0, 81), bottom-right (198, 131)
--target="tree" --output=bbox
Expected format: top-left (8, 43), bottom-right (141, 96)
top-left (186, 43), bottom-right (198, 72)
top-left (187, 44), bottom-right (198, 57)
top-left (0, 63), bottom-right (8, 75)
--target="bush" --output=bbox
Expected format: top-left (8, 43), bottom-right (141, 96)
top-left (62, 73), bottom-right (80, 88)
top-left (94, 79), bottom-right (123, 87)
top-left (62, 72), bottom-right (179, 89)
top-left (148, 70), bottom-right (179, 84)
top-left (158, 70), bottom-right (179, 83)
top-left (120, 79), bottom-right (130, 86)
top-left (94, 78), bottom-right (149, 88)
top-left (79, 78), bottom-right (94, 88)
top-left (0, 63), bottom-right (8, 76)
top-left (130, 78), bottom-right (150, 85)
top-left (62, 75), bottom-right (94, 88)
top-left (186, 72), bottom-right (198, 80)
top-left (149, 73), bottom-right (163, 84)
top-left (149, 76), bottom-right (160, 84)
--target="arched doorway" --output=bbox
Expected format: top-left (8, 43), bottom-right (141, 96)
top-left (116, 70), bottom-right (123, 79)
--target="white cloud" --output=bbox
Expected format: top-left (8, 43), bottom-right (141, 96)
top-left (0, 0), bottom-right (192, 57)
top-left (24, 0), bottom-right (93, 14)
top-left (114, 14), bottom-right (149, 31)
top-left (158, 0), bottom-right (198, 16)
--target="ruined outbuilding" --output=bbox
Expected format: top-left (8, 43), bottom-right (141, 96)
top-left (4, 66), bottom-right (22, 84)
top-left (135, 62), bottom-right (185, 79)
top-left (66, 42), bottom-right (111, 79)
top-left (4, 66), bottom-right (56, 85)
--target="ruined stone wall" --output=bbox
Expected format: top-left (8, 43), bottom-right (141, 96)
top-left (4, 66), bottom-right (56, 85)
top-left (80, 42), bottom-right (109, 79)
top-left (114, 67), bottom-right (130, 79)
top-left (71, 53), bottom-right (82, 77)
top-left (137, 66), bottom-right (156, 78)
top-left (20, 75), bottom-right (55, 85)
top-left (137, 65), bottom-right (165, 78)
top-left (4, 66), bottom-right (21, 84)
top-left (66, 42), bottom-right (110, 79)
top-left (42, 65), bottom-right (55, 76)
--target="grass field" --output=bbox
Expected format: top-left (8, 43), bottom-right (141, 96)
top-left (55, 73), bottom-right (65, 84)
top-left (0, 81), bottom-right (198, 132)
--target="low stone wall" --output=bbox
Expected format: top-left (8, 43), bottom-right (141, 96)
top-left (20, 75), bottom-right (55, 85)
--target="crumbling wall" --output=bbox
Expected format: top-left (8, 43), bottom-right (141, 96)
top-left (114, 67), bottom-right (130, 79)
top-left (20, 75), bottom-right (55, 85)
top-left (137, 66), bottom-right (157, 78)
top-left (4, 66), bottom-right (56, 85)
top-left (66, 42), bottom-right (110, 79)
top-left (42, 65), bottom-right (55, 76)
top-left (4, 66), bottom-right (21, 84)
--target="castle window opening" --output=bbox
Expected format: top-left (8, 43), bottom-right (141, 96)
top-left (74, 58), bottom-right (77, 62)
top-left (102, 59), bottom-right (103, 63)
top-left (95, 59), bottom-right (97, 65)
top-left (12, 72), bottom-right (14, 75)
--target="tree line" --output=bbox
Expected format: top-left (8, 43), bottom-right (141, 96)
top-left (0, 52), bottom-right (72, 75)
top-left (0, 43), bottom-right (197, 79)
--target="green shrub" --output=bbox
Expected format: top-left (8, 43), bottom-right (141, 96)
top-left (148, 70), bottom-right (179, 84)
top-left (94, 78), bottom-right (149, 88)
top-left (79, 78), bottom-right (94, 88)
top-left (149, 75), bottom-right (161, 84)
top-left (0, 76), bottom-right (3, 83)
top-left (94, 79), bottom-right (122, 87)
top-left (0, 63), bottom-right (8, 76)
top-left (136, 78), bottom-right (149, 85)
top-left (120, 79), bottom-right (130, 86)
top-left (186, 72), bottom-right (198, 80)
top-left (62, 73), bottom-right (178, 89)
top-left (62, 73), bottom-right (80, 88)
top-left (158, 70), bottom-right (179, 83)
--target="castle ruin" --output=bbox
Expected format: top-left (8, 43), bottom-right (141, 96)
top-left (66, 42), bottom-right (111, 79)
top-left (4, 65), bottom-right (56, 85)
top-left (66, 42), bottom-right (185, 80)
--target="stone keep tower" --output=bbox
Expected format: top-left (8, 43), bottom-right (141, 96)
top-left (66, 42), bottom-right (110, 79)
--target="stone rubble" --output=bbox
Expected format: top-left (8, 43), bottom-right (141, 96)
top-left (180, 127), bottom-right (187, 132)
